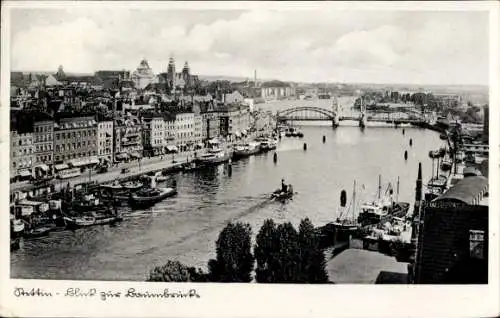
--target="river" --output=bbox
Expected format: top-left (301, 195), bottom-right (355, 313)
top-left (11, 99), bottom-right (445, 281)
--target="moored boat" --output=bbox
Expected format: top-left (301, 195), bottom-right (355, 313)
top-left (332, 180), bottom-right (361, 232)
top-left (11, 219), bottom-right (25, 237)
top-left (129, 187), bottom-right (177, 208)
top-left (196, 148), bottom-right (230, 166)
top-left (122, 181), bottom-right (144, 191)
top-left (24, 225), bottom-right (55, 239)
top-left (232, 142), bottom-right (261, 160)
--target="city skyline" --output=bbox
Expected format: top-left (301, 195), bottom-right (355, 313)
top-left (9, 7), bottom-right (489, 86)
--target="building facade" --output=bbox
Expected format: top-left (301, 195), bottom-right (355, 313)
top-left (218, 104), bottom-right (251, 139)
top-left (175, 112), bottom-right (195, 151)
top-left (53, 116), bottom-right (98, 166)
top-left (114, 116), bottom-right (143, 161)
top-left (163, 114), bottom-right (176, 151)
top-left (97, 119), bottom-right (114, 163)
top-left (142, 115), bottom-right (164, 156)
top-left (131, 59), bottom-right (158, 90)
top-left (10, 129), bottom-right (34, 180)
top-left (194, 114), bottom-right (203, 147)
top-left (33, 119), bottom-right (54, 176)
top-left (412, 176), bottom-right (489, 284)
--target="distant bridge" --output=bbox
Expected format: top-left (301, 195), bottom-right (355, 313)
top-left (276, 106), bottom-right (427, 127)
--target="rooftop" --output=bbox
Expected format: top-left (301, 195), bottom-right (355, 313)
top-left (434, 176), bottom-right (488, 205)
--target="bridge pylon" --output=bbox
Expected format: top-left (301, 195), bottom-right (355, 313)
top-left (359, 96), bottom-right (366, 128)
top-left (332, 96), bottom-right (340, 128)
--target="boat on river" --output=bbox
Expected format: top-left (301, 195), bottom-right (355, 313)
top-left (196, 148), bottom-right (230, 166)
top-left (64, 210), bottom-right (119, 229)
top-left (357, 176), bottom-right (409, 226)
top-left (332, 180), bottom-right (361, 232)
top-left (233, 142), bottom-right (261, 160)
top-left (271, 185), bottom-right (294, 201)
top-left (256, 138), bottom-right (277, 152)
top-left (425, 175), bottom-right (449, 201)
top-left (24, 225), bottom-right (55, 239)
top-left (129, 187), bottom-right (177, 208)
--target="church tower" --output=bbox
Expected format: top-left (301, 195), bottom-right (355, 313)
top-left (167, 57), bottom-right (176, 90)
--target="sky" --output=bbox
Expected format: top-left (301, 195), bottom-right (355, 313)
top-left (9, 7), bottom-right (490, 85)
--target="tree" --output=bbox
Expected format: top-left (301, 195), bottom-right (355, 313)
top-left (208, 222), bottom-right (254, 282)
top-left (298, 218), bottom-right (329, 283)
top-left (147, 260), bottom-right (208, 282)
top-left (274, 222), bottom-right (301, 283)
top-left (254, 219), bottom-right (279, 283)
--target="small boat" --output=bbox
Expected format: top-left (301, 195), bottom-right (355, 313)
top-left (64, 216), bottom-right (96, 229)
top-left (256, 138), bottom-right (277, 152)
top-left (271, 185), bottom-right (294, 201)
top-left (129, 187), bottom-right (177, 208)
top-left (24, 226), bottom-right (54, 239)
top-left (122, 181), bottom-right (144, 191)
top-left (296, 131), bottom-right (304, 138)
top-left (196, 148), bottom-right (230, 166)
top-left (101, 181), bottom-right (124, 190)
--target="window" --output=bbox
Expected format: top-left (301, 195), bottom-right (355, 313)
top-left (470, 230), bottom-right (485, 260)
top-left (56, 133), bottom-right (60, 140)
top-left (56, 145), bottom-right (60, 152)
top-left (48, 155), bottom-right (51, 161)
top-left (83, 131), bottom-right (87, 137)
top-left (19, 140), bottom-right (22, 146)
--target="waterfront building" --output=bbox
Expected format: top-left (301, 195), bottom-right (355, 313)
top-left (33, 115), bottom-right (54, 177)
top-left (113, 116), bottom-right (143, 162)
top-left (194, 113), bottom-right (203, 148)
top-left (412, 176), bottom-right (489, 284)
top-left (260, 81), bottom-right (295, 100)
top-left (141, 114), bottom-right (164, 156)
top-left (10, 128), bottom-right (34, 181)
top-left (200, 101), bottom-right (220, 143)
top-left (97, 118), bottom-right (114, 163)
top-left (162, 113), bottom-right (177, 152)
top-left (53, 116), bottom-right (98, 167)
top-left (131, 59), bottom-right (158, 90)
top-left (174, 111), bottom-right (195, 151)
top-left (217, 104), bottom-right (251, 140)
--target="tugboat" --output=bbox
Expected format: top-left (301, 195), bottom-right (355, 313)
top-left (271, 179), bottom-right (294, 202)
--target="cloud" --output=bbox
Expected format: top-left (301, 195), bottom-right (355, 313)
top-left (10, 8), bottom-right (488, 85)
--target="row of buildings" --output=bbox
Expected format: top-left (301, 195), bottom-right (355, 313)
top-left (9, 98), bottom-right (271, 181)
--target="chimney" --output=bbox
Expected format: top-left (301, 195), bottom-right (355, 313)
top-left (415, 162), bottom-right (422, 202)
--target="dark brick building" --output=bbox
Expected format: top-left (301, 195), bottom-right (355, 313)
top-left (412, 176), bottom-right (488, 284)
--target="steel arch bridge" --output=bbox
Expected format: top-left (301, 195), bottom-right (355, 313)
top-left (276, 106), bottom-right (336, 121)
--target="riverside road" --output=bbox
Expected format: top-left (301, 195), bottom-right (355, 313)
top-left (11, 119), bottom-right (445, 281)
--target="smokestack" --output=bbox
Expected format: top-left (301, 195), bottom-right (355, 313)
top-left (254, 70), bottom-right (257, 86)
top-left (415, 162), bottom-right (422, 202)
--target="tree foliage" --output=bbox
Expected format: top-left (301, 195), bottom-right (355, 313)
top-left (147, 260), bottom-right (208, 282)
top-left (254, 219), bottom-right (279, 283)
top-left (298, 218), bottom-right (328, 283)
top-left (208, 222), bottom-right (254, 282)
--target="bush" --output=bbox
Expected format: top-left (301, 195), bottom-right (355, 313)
top-left (147, 260), bottom-right (208, 282)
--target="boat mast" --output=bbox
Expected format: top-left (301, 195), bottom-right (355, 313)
top-left (378, 175), bottom-right (381, 199)
top-left (352, 180), bottom-right (356, 219)
top-left (396, 176), bottom-right (400, 203)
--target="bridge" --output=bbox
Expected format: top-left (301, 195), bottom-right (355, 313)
top-left (276, 103), bottom-right (428, 128)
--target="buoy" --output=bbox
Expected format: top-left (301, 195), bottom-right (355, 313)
top-left (404, 150), bottom-right (408, 161)
top-left (323, 135), bottom-right (326, 143)
top-left (402, 129), bottom-right (405, 135)
top-left (340, 190), bottom-right (347, 207)
top-left (409, 138), bottom-right (413, 146)
top-left (303, 143), bottom-right (307, 151)
top-left (273, 152), bottom-right (278, 163)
